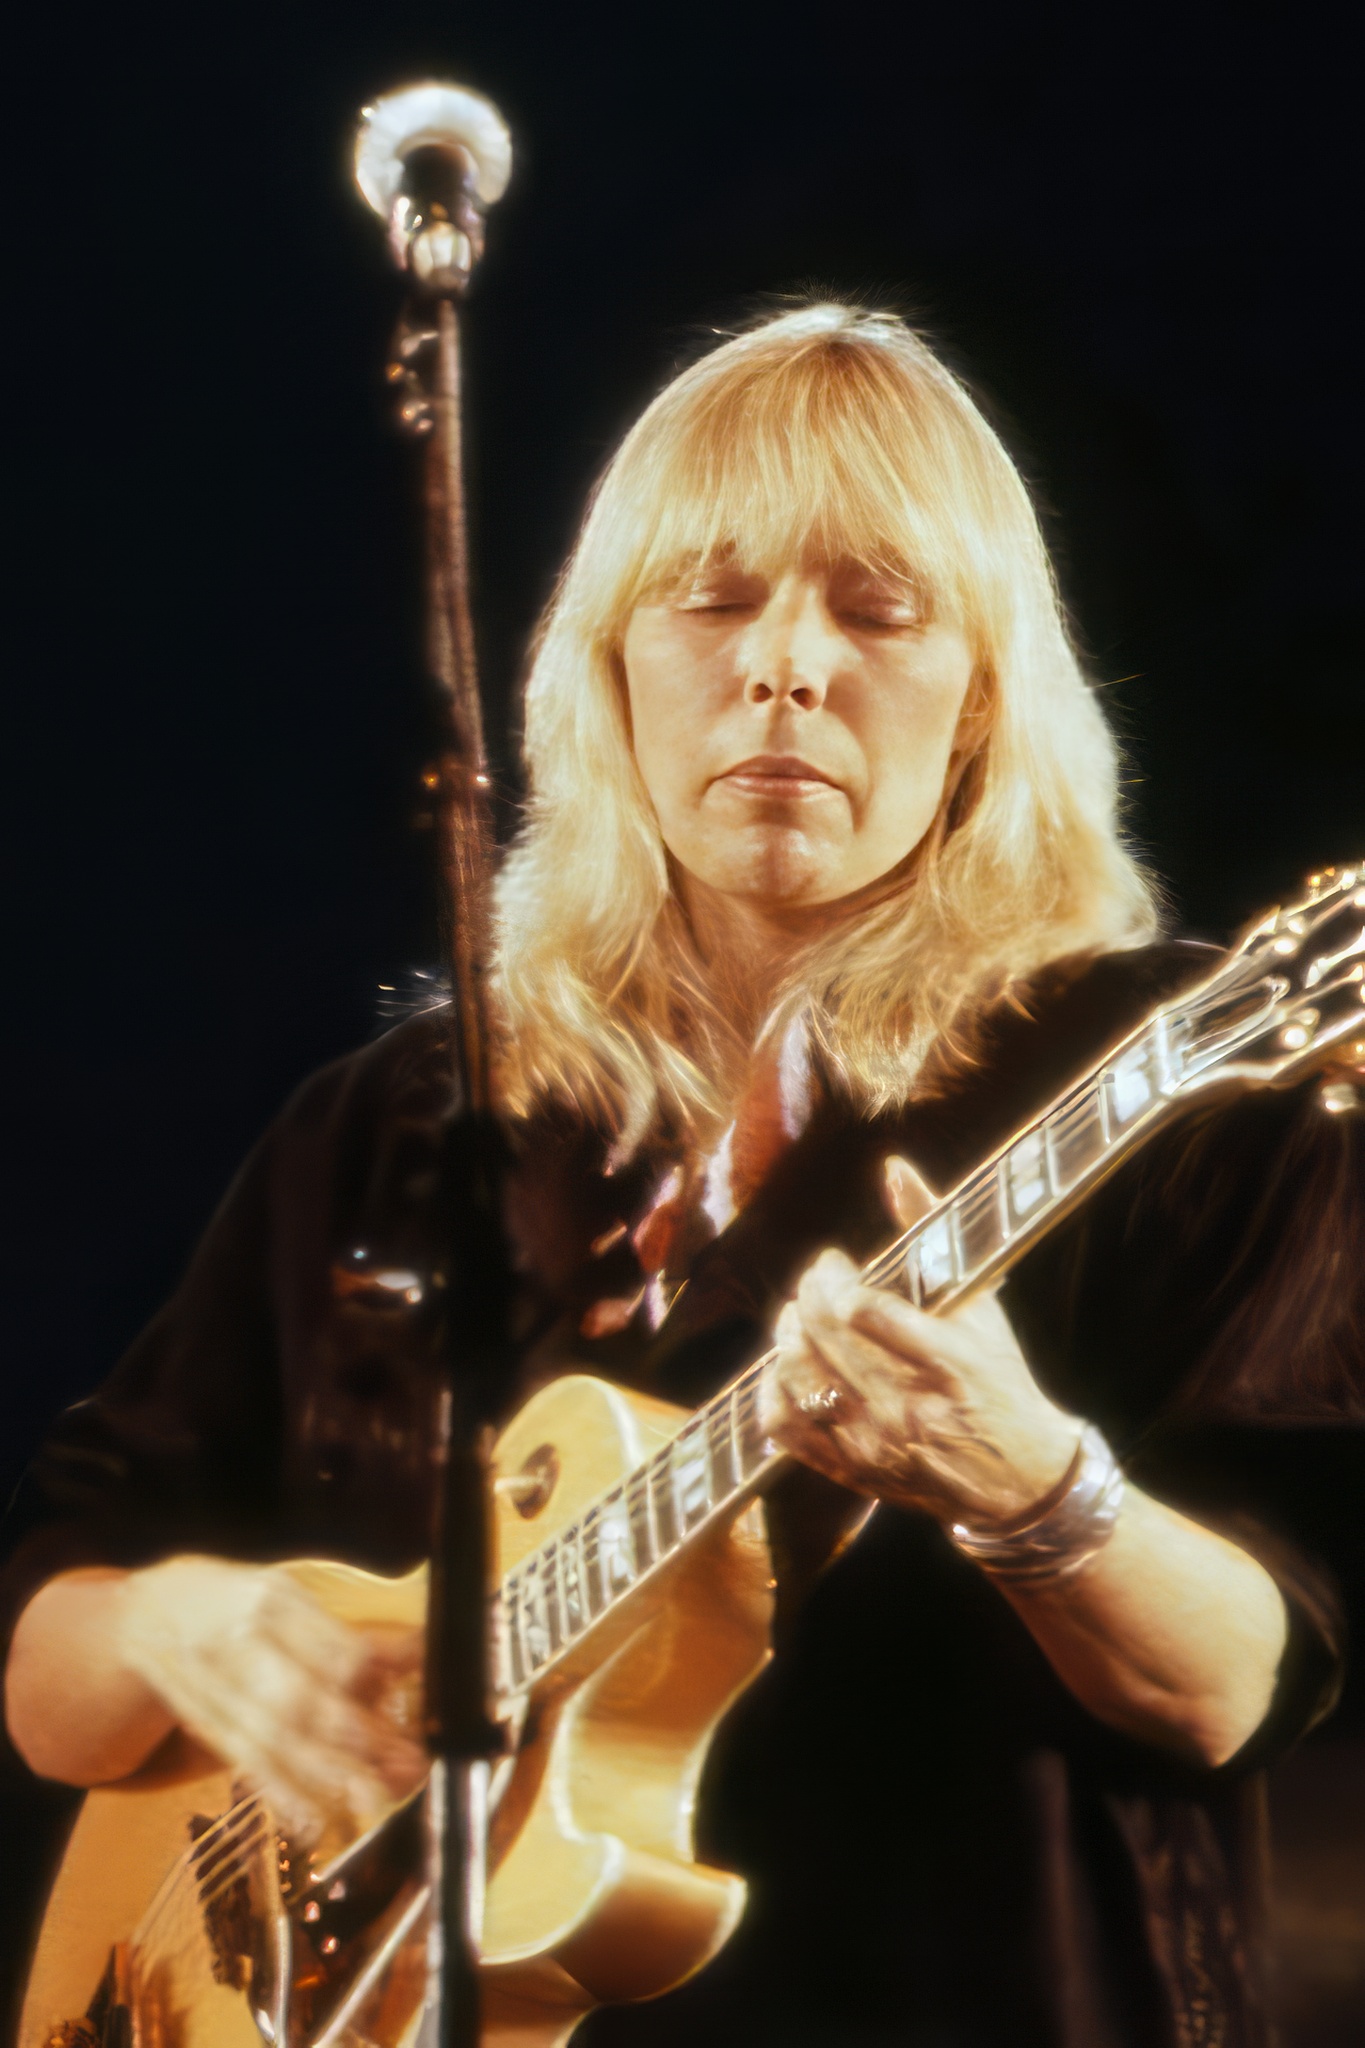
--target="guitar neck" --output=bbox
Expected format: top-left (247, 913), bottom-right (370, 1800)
top-left (501, 963), bottom-right (1289, 1690)
top-left (867, 1003), bottom-right (1190, 1309)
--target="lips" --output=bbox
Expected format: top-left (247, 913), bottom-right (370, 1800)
top-left (718, 754), bottom-right (839, 796)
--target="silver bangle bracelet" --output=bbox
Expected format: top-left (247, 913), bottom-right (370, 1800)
top-left (949, 1425), bottom-right (1125, 1583)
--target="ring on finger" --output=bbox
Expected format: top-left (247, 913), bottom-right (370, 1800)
top-left (797, 1384), bottom-right (844, 1420)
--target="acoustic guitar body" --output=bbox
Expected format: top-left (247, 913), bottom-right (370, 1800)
top-left (20, 1374), bottom-right (775, 2048)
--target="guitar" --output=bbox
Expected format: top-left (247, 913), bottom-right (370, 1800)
top-left (22, 864), bottom-right (1365, 2048)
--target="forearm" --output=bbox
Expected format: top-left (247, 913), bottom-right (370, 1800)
top-left (1001, 1487), bottom-right (1288, 1768)
top-left (5, 1569), bottom-right (174, 1785)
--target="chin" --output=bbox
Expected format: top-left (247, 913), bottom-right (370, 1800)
top-left (705, 827), bottom-right (836, 908)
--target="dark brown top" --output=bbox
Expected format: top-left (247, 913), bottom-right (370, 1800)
top-left (4, 940), bottom-right (1364, 2048)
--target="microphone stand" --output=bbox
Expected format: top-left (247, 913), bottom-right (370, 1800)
top-left (354, 86), bottom-right (514, 2048)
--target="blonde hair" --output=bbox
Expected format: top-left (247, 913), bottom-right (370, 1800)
top-left (494, 303), bottom-right (1158, 1146)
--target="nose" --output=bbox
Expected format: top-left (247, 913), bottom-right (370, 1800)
top-left (740, 578), bottom-right (840, 711)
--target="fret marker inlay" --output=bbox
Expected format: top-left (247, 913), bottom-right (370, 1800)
top-left (1009, 1131), bottom-right (1047, 1218)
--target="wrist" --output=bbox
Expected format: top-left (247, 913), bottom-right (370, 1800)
top-left (971, 1410), bottom-right (1087, 1531)
top-left (950, 1425), bottom-right (1125, 1583)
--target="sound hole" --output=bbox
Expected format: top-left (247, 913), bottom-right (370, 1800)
top-left (513, 1444), bottom-right (559, 1519)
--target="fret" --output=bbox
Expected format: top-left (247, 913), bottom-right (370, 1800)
top-left (1006, 1127), bottom-right (1049, 1223)
top-left (1047, 1089), bottom-right (1107, 1189)
top-left (597, 1488), bottom-right (636, 1596)
top-left (1105, 1033), bottom-right (1156, 1129)
top-left (671, 1425), bottom-right (712, 1532)
top-left (521, 1560), bottom-right (552, 1672)
top-left (1153, 1013), bottom-right (1183, 1096)
top-left (901, 1236), bottom-right (924, 1306)
top-left (627, 1470), bottom-right (656, 1573)
top-left (720, 1384), bottom-right (740, 1499)
top-left (707, 1397), bottom-right (737, 1497)
top-left (504, 1577), bottom-right (527, 1688)
top-left (734, 1373), bottom-right (768, 1477)
top-left (559, 1526), bottom-right (586, 1635)
top-left (915, 1209), bottom-right (956, 1300)
top-left (957, 1166), bottom-right (1007, 1274)
top-left (649, 1444), bottom-right (679, 1556)
top-left (541, 1544), bottom-right (564, 1653)
top-left (725, 1385), bottom-right (744, 1493)
top-left (581, 1506), bottom-right (605, 1617)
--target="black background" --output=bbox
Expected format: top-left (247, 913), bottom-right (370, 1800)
top-left (4, 0), bottom-right (1363, 2029)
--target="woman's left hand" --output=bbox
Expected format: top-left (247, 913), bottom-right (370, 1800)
top-left (760, 1156), bottom-right (1085, 1529)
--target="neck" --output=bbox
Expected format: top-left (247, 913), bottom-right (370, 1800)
top-left (677, 880), bottom-right (835, 1040)
top-left (677, 869), bottom-right (906, 1045)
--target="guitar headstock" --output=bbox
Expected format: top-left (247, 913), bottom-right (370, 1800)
top-left (1175, 863), bottom-right (1365, 1094)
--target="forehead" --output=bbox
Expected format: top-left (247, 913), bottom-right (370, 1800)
top-left (628, 413), bottom-right (967, 615)
top-left (660, 543), bottom-right (925, 590)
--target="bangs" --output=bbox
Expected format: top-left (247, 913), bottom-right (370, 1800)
top-left (605, 316), bottom-right (1003, 635)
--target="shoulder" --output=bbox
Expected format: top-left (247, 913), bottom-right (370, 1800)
top-left (899, 940), bottom-right (1218, 1180)
top-left (988, 938), bottom-right (1217, 1076)
top-left (278, 1007), bottom-right (455, 1141)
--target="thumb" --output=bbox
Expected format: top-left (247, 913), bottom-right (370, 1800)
top-left (883, 1154), bottom-right (938, 1231)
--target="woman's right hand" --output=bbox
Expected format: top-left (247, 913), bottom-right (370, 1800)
top-left (6, 1556), bottom-right (426, 1844)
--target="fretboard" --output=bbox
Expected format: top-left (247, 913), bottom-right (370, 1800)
top-left (500, 1001), bottom-right (1199, 1691)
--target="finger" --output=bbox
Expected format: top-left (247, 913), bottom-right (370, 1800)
top-left (193, 1664), bottom-right (414, 1830)
top-left (883, 1155), bottom-right (938, 1232)
top-left (805, 1264), bottom-right (1012, 1387)
top-left (759, 1341), bottom-right (855, 1443)
top-left (760, 1347), bottom-right (830, 1434)
top-left (794, 1248), bottom-right (863, 1322)
top-left (765, 1287), bottom-right (849, 1416)
top-left (256, 1578), bottom-right (372, 1690)
top-left (352, 1626), bottom-right (426, 1734)
top-left (851, 1284), bottom-right (1030, 1387)
top-left (133, 1623), bottom-right (423, 1821)
top-left (124, 1647), bottom-right (335, 1839)
top-left (772, 1299), bottom-right (804, 1352)
top-left (258, 1583), bottom-right (423, 1749)
top-left (760, 1370), bottom-right (863, 1486)
top-left (797, 1260), bottom-right (949, 1379)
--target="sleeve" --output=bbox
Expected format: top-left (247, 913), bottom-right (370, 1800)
top-left (1004, 1071), bottom-right (1365, 1761)
top-left (0, 1119), bottom-right (289, 1687)
top-left (0, 1010), bottom-right (458, 1714)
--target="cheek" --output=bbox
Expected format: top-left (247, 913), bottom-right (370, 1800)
top-left (859, 655), bottom-right (975, 833)
top-left (627, 680), bottom-right (694, 826)
top-left (621, 621), bottom-right (710, 829)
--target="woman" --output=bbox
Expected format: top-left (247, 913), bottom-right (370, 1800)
top-left (5, 306), bottom-right (1361, 2046)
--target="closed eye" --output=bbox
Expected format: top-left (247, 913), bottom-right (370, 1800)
top-left (838, 606), bottom-right (922, 632)
top-left (828, 562), bottom-right (928, 632)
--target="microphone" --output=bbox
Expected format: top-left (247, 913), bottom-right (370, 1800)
top-left (355, 82), bottom-right (512, 291)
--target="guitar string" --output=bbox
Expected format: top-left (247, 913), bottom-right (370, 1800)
top-left (132, 1793), bottom-right (263, 1947)
top-left (132, 1798), bottom-right (270, 1969)
top-left (134, 1835), bottom-right (270, 1977)
top-left (133, 1824), bottom-right (277, 1987)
